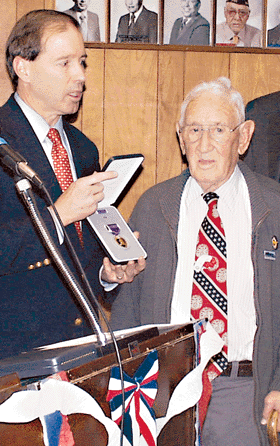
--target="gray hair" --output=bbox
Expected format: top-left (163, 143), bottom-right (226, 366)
top-left (178, 77), bottom-right (245, 129)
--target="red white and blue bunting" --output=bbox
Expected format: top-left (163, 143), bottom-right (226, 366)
top-left (107, 349), bottom-right (159, 446)
top-left (0, 323), bottom-right (224, 446)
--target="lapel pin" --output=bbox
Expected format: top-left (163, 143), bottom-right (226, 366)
top-left (272, 236), bottom-right (278, 250)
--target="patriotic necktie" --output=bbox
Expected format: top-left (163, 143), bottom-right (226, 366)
top-left (191, 192), bottom-right (227, 425)
top-left (48, 128), bottom-right (84, 247)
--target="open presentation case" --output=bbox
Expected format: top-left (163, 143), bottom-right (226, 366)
top-left (87, 154), bottom-right (147, 263)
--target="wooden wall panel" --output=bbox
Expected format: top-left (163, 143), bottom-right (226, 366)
top-left (157, 51), bottom-right (185, 184)
top-left (103, 49), bottom-right (158, 220)
top-left (17, 0), bottom-right (46, 19)
top-left (183, 52), bottom-right (230, 94)
top-left (82, 48), bottom-right (105, 161)
top-left (230, 53), bottom-right (280, 106)
top-left (0, 0), bottom-right (15, 104)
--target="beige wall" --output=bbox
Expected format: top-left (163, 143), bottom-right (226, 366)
top-left (1, 1), bottom-right (280, 220)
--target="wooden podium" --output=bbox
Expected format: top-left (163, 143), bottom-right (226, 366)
top-left (0, 324), bottom-right (195, 445)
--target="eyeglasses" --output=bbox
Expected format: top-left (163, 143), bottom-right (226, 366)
top-left (226, 8), bottom-right (250, 18)
top-left (183, 123), bottom-right (242, 143)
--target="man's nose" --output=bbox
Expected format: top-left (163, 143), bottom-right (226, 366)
top-left (73, 62), bottom-right (86, 83)
top-left (198, 129), bottom-right (213, 151)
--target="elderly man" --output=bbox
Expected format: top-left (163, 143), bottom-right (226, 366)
top-left (216, 0), bottom-right (261, 47)
top-left (110, 77), bottom-right (280, 445)
top-left (169, 0), bottom-right (210, 46)
top-left (0, 9), bottom-right (145, 359)
top-left (64, 0), bottom-right (100, 41)
top-left (115, 0), bottom-right (158, 43)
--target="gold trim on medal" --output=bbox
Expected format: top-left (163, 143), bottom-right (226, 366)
top-left (272, 236), bottom-right (278, 250)
top-left (115, 235), bottom-right (128, 248)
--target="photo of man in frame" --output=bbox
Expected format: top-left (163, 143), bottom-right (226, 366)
top-left (267, 0), bottom-right (280, 47)
top-left (216, 0), bottom-right (262, 47)
top-left (169, 0), bottom-right (210, 46)
top-left (164, 0), bottom-right (212, 45)
top-left (56, 0), bottom-right (105, 42)
top-left (111, 0), bottom-right (158, 43)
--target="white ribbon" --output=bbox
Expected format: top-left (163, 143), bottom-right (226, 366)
top-left (0, 322), bottom-right (223, 446)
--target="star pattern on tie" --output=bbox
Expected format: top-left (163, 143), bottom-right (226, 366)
top-left (191, 192), bottom-right (228, 375)
top-left (48, 128), bottom-right (83, 247)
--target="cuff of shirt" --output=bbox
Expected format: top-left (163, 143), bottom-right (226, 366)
top-left (99, 266), bottom-right (118, 291)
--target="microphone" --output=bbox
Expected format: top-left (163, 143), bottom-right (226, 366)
top-left (0, 137), bottom-right (43, 188)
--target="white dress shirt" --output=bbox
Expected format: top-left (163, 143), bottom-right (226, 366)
top-left (77, 10), bottom-right (88, 41)
top-left (15, 92), bottom-right (77, 180)
top-left (129, 5), bottom-right (143, 25)
top-left (14, 92), bottom-right (78, 243)
top-left (171, 166), bottom-right (256, 361)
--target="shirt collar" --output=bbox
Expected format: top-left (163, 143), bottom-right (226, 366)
top-left (185, 165), bottom-right (242, 210)
top-left (132, 5), bottom-right (143, 20)
top-left (78, 10), bottom-right (88, 19)
top-left (225, 22), bottom-right (247, 43)
top-left (14, 92), bottom-right (64, 144)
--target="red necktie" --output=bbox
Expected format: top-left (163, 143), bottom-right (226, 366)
top-left (48, 128), bottom-right (84, 247)
top-left (191, 192), bottom-right (228, 425)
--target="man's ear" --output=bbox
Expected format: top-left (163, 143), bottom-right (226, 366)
top-left (176, 123), bottom-right (186, 156)
top-left (238, 120), bottom-right (255, 156)
top-left (13, 56), bottom-right (31, 83)
top-left (224, 6), bottom-right (227, 19)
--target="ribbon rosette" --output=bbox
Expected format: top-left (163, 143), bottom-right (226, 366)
top-left (107, 349), bottom-right (159, 446)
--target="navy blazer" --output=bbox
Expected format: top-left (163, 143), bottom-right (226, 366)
top-left (245, 90), bottom-right (280, 181)
top-left (0, 95), bottom-right (106, 358)
top-left (115, 6), bottom-right (158, 43)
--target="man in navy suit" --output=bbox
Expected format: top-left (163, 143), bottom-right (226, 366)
top-left (245, 90), bottom-right (280, 181)
top-left (115, 0), bottom-right (158, 43)
top-left (0, 9), bottom-right (145, 359)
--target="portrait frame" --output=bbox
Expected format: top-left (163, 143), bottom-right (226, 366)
top-left (267, 0), bottom-right (280, 47)
top-left (163, 0), bottom-right (214, 46)
top-left (56, 0), bottom-right (107, 43)
top-left (215, 0), bottom-right (264, 47)
top-left (110, 0), bottom-right (160, 44)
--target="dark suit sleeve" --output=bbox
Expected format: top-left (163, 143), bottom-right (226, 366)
top-left (190, 23), bottom-right (209, 45)
top-left (245, 96), bottom-right (280, 181)
top-left (148, 13), bottom-right (158, 44)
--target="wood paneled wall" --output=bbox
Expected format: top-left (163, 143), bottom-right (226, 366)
top-left (1, 1), bottom-right (280, 221)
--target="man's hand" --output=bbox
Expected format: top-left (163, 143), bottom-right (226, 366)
top-left (54, 171), bottom-right (117, 226)
top-left (261, 391), bottom-right (280, 431)
top-left (101, 256), bottom-right (146, 284)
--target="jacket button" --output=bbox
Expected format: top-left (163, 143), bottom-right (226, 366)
top-left (28, 264), bottom-right (35, 270)
top-left (43, 258), bottom-right (51, 266)
top-left (75, 318), bottom-right (83, 326)
top-left (36, 261), bottom-right (42, 268)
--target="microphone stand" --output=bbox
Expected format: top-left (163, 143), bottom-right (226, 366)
top-left (14, 173), bottom-right (126, 445)
top-left (15, 177), bottom-right (106, 346)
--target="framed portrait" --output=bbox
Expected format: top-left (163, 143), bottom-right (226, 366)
top-left (267, 0), bottom-right (280, 47)
top-left (163, 0), bottom-right (213, 46)
top-left (215, 0), bottom-right (263, 47)
top-left (110, 0), bottom-right (159, 44)
top-left (56, 0), bottom-right (106, 42)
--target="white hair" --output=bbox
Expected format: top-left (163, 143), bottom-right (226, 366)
top-left (178, 77), bottom-right (245, 129)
